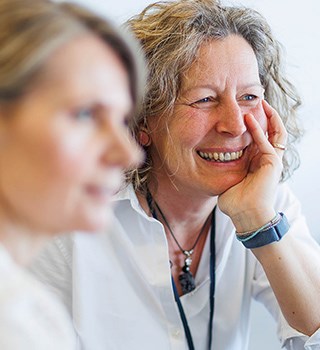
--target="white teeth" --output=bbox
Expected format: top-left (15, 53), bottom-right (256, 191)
top-left (198, 149), bottom-right (245, 162)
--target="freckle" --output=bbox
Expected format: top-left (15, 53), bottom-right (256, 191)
top-left (278, 256), bottom-right (282, 260)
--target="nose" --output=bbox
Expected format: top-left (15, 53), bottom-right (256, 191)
top-left (214, 99), bottom-right (247, 137)
top-left (102, 121), bottom-right (143, 170)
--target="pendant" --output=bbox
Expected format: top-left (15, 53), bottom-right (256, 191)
top-left (179, 251), bottom-right (196, 294)
top-left (179, 267), bottom-right (196, 294)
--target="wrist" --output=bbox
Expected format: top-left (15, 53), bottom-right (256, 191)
top-left (236, 212), bottom-right (290, 249)
top-left (237, 212), bottom-right (281, 238)
top-left (231, 209), bottom-right (277, 234)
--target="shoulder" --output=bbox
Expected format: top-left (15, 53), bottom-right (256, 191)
top-left (274, 182), bottom-right (300, 208)
top-left (28, 235), bottom-right (75, 313)
top-left (0, 265), bottom-right (75, 349)
top-left (274, 182), bottom-right (316, 242)
top-left (29, 234), bottom-right (74, 278)
top-left (274, 182), bottom-right (304, 222)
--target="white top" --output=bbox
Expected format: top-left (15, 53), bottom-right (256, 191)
top-left (0, 243), bottom-right (76, 350)
top-left (29, 183), bottom-right (320, 350)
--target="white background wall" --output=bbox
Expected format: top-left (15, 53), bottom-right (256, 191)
top-left (67, 0), bottom-right (320, 348)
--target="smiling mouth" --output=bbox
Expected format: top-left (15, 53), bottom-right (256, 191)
top-left (197, 148), bottom-right (246, 162)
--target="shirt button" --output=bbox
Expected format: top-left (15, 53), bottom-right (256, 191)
top-left (172, 329), bottom-right (181, 338)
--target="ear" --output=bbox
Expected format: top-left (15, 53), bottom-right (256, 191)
top-left (138, 127), bottom-right (151, 147)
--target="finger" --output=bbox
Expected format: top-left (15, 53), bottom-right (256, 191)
top-left (244, 113), bottom-right (275, 155)
top-left (262, 100), bottom-right (288, 155)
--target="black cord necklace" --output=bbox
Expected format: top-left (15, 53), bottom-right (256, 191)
top-left (146, 189), bottom-right (216, 350)
top-left (152, 199), bottom-right (212, 294)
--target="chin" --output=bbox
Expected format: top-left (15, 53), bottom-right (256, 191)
top-left (35, 207), bottom-right (112, 234)
top-left (63, 210), bottom-right (113, 233)
top-left (208, 173), bottom-right (247, 195)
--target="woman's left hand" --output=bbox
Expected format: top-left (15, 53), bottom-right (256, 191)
top-left (218, 100), bottom-right (288, 233)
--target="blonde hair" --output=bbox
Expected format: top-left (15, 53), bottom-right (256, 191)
top-left (0, 0), bottom-right (144, 115)
top-left (125, 0), bottom-right (302, 194)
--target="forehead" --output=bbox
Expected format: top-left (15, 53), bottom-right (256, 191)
top-left (35, 34), bottom-right (132, 113)
top-left (181, 35), bottom-right (260, 90)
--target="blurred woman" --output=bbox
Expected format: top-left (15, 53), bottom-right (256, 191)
top-left (0, 0), bottom-right (142, 349)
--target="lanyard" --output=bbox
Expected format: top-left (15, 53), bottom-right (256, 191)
top-left (171, 209), bottom-right (216, 350)
top-left (147, 192), bottom-right (216, 350)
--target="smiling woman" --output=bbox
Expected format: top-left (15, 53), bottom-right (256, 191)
top-left (0, 0), bottom-right (143, 349)
top-left (145, 35), bottom-right (269, 198)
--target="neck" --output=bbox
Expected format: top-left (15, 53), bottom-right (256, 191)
top-left (0, 213), bottom-right (49, 266)
top-left (142, 178), bottom-right (217, 234)
top-left (139, 179), bottom-right (216, 296)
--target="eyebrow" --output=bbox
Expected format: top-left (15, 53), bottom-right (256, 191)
top-left (181, 83), bottom-right (265, 94)
top-left (238, 83), bottom-right (265, 91)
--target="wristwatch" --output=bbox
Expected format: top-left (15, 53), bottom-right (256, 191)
top-left (237, 213), bottom-right (290, 249)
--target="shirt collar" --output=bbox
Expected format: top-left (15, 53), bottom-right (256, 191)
top-left (114, 184), bottom-right (152, 221)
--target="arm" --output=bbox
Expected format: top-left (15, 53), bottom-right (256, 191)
top-left (218, 101), bottom-right (320, 336)
top-left (253, 227), bottom-right (320, 336)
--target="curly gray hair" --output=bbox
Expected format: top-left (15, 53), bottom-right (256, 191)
top-left (125, 0), bottom-right (302, 194)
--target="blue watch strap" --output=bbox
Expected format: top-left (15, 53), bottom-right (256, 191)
top-left (241, 213), bottom-right (290, 249)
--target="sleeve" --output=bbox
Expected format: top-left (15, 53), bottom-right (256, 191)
top-left (0, 321), bottom-right (44, 350)
top-left (0, 305), bottom-right (76, 350)
top-left (0, 279), bottom-right (76, 350)
top-left (28, 234), bottom-right (74, 316)
top-left (283, 329), bottom-right (320, 349)
top-left (251, 183), bottom-right (320, 349)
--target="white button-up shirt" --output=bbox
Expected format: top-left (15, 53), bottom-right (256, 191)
top-left (30, 183), bottom-right (320, 350)
top-left (0, 244), bottom-right (75, 350)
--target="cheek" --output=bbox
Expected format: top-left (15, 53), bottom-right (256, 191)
top-left (169, 110), bottom-right (209, 147)
top-left (40, 132), bottom-right (94, 182)
top-left (250, 105), bottom-right (268, 132)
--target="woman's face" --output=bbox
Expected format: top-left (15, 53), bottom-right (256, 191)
top-left (0, 34), bottom-right (141, 233)
top-left (149, 35), bottom-right (266, 197)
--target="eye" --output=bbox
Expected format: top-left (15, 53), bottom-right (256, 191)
top-left (195, 96), bottom-right (212, 103)
top-left (73, 107), bottom-right (94, 120)
top-left (188, 96), bottom-right (215, 108)
top-left (241, 94), bottom-right (257, 101)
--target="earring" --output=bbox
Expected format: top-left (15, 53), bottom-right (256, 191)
top-left (138, 129), bottom-right (151, 147)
